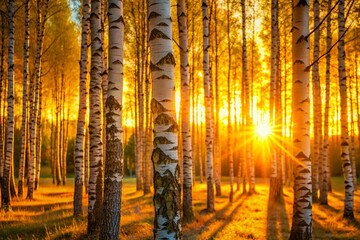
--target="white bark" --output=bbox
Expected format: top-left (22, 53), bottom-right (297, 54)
top-left (320, 0), bottom-right (332, 205)
top-left (74, 0), bottom-right (90, 217)
top-left (338, 0), bottom-right (354, 220)
top-left (149, 0), bottom-right (181, 238)
top-left (177, 0), bottom-right (194, 223)
top-left (311, 0), bottom-right (321, 202)
top-left (100, 0), bottom-right (124, 237)
top-left (289, 0), bottom-right (312, 238)
top-left (18, 0), bottom-right (30, 198)
top-left (202, 0), bottom-right (215, 213)
top-left (88, 0), bottom-right (104, 233)
top-left (1, 0), bottom-right (15, 210)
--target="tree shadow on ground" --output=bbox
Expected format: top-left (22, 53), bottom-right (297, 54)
top-left (266, 195), bottom-right (290, 240)
top-left (312, 200), bottom-right (360, 239)
top-left (206, 193), bottom-right (250, 239)
top-left (191, 191), bottom-right (249, 239)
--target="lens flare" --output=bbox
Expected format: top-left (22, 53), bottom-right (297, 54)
top-left (255, 123), bottom-right (272, 139)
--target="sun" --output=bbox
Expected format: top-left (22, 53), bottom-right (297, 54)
top-left (255, 122), bottom-right (273, 139)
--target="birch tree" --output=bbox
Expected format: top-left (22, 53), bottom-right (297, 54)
top-left (213, 0), bottom-right (221, 197)
top-left (311, 0), bottom-right (321, 203)
top-left (269, 0), bottom-right (283, 202)
top-left (177, 0), bottom-right (194, 223)
top-left (88, 0), bottom-right (104, 233)
top-left (100, 0), bottom-right (124, 237)
top-left (320, 0), bottom-right (332, 206)
top-left (241, 0), bottom-right (255, 194)
top-left (0, 13), bottom-right (4, 182)
top-left (1, 0), bottom-right (14, 210)
top-left (34, 0), bottom-right (49, 190)
top-left (28, 0), bottom-right (49, 197)
top-left (202, 0), bottom-right (215, 213)
top-left (18, 0), bottom-right (30, 198)
top-left (149, 0), bottom-right (181, 237)
top-left (289, 0), bottom-right (312, 238)
top-left (226, 0), bottom-right (234, 203)
top-left (338, 0), bottom-right (354, 220)
top-left (322, 0), bottom-right (333, 202)
top-left (74, 0), bottom-right (90, 217)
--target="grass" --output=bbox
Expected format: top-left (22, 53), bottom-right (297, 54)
top-left (1, 177), bottom-right (360, 239)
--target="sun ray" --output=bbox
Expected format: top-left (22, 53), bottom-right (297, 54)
top-left (255, 122), bottom-right (273, 139)
top-left (268, 134), bottom-right (306, 168)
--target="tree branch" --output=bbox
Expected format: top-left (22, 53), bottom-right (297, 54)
top-left (42, 32), bottom-right (64, 56)
top-left (40, 66), bottom-right (52, 77)
top-left (172, 38), bottom-right (180, 49)
top-left (305, 0), bottom-right (340, 40)
top-left (344, 0), bottom-right (355, 23)
top-left (14, 2), bottom-right (26, 15)
top-left (305, 24), bottom-right (351, 72)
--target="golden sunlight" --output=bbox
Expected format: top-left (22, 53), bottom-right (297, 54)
top-left (255, 122), bottom-right (273, 139)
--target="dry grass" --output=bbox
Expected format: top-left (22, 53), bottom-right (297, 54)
top-left (1, 177), bottom-right (360, 239)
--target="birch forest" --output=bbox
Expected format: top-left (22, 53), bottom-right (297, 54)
top-left (0, 0), bottom-right (360, 239)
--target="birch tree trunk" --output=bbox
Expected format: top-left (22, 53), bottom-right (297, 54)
top-left (1, 0), bottom-right (14, 210)
top-left (320, 0), bottom-right (331, 205)
top-left (289, 0), bottom-right (312, 238)
top-left (202, 0), bottom-right (215, 213)
top-left (241, 0), bottom-right (255, 194)
top-left (213, 0), bottom-right (221, 198)
top-left (100, 0), bottom-right (124, 237)
top-left (143, 0), bottom-right (151, 194)
top-left (74, 0), bottom-right (90, 217)
top-left (84, 125), bottom-right (89, 194)
top-left (28, 0), bottom-right (49, 196)
top-left (338, 0), bottom-right (354, 220)
top-left (55, 90), bottom-right (62, 185)
top-left (35, 0), bottom-right (48, 190)
top-left (140, 0), bottom-right (147, 193)
top-left (356, 50), bottom-right (359, 159)
top-left (35, 78), bottom-right (43, 189)
top-left (0, 14), bottom-right (4, 181)
top-left (18, 0), bottom-right (30, 198)
top-left (190, 10), bottom-right (196, 186)
top-left (311, 0), bottom-right (321, 203)
top-left (226, 0), bottom-right (234, 202)
top-left (88, 0), bottom-right (104, 233)
top-left (349, 77), bottom-right (356, 190)
top-left (28, 0), bottom-right (42, 199)
top-left (101, 0), bottom-right (108, 173)
top-left (0, 25), bottom-right (3, 188)
top-left (356, 50), bottom-right (359, 172)
top-left (149, 0), bottom-right (181, 238)
top-left (269, 0), bottom-right (283, 202)
top-left (177, 0), bottom-right (194, 224)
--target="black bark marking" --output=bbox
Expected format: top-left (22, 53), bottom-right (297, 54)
top-left (299, 168), bottom-right (310, 174)
top-left (164, 124), bottom-right (178, 133)
top-left (149, 28), bottom-right (170, 41)
top-left (151, 99), bottom-right (168, 114)
top-left (294, 59), bottom-right (305, 65)
top-left (113, 16), bottom-right (124, 24)
top-left (154, 113), bottom-right (177, 126)
top-left (154, 136), bottom-right (174, 145)
top-left (156, 74), bottom-right (172, 80)
top-left (148, 11), bottom-right (161, 20)
top-left (109, 2), bottom-right (120, 9)
top-left (150, 61), bottom-right (162, 72)
top-left (157, 53), bottom-right (175, 65)
top-left (152, 148), bottom-right (178, 164)
top-left (157, 22), bottom-right (169, 26)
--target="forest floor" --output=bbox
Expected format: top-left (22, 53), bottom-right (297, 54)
top-left (0, 177), bottom-right (360, 239)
